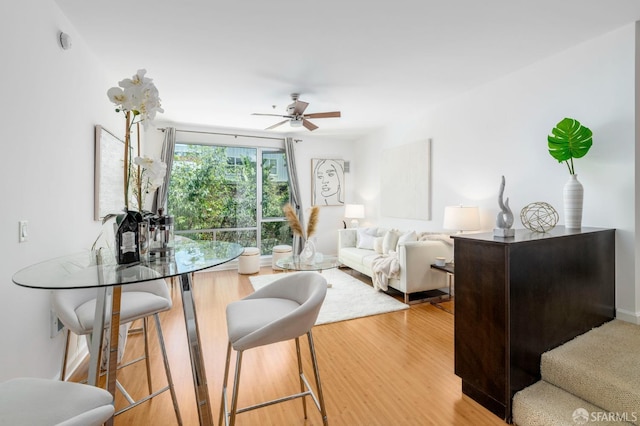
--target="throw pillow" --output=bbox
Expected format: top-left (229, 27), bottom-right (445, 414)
top-left (373, 237), bottom-right (384, 254)
top-left (396, 230), bottom-right (417, 251)
top-left (417, 232), bottom-right (454, 246)
top-left (382, 230), bottom-right (400, 254)
top-left (356, 228), bottom-right (378, 250)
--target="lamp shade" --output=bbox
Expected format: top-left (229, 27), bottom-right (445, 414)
top-left (344, 204), bottom-right (365, 219)
top-left (443, 205), bottom-right (480, 232)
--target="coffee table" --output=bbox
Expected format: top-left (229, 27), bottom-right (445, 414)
top-left (276, 255), bottom-right (340, 287)
top-left (276, 255), bottom-right (340, 272)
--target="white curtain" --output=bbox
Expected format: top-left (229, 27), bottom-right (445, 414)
top-left (285, 137), bottom-right (304, 255)
top-left (152, 127), bottom-right (176, 214)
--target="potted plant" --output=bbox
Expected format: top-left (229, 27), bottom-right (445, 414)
top-left (107, 69), bottom-right (164, 264)
top-left (547, 117), bottom-right (593, 229)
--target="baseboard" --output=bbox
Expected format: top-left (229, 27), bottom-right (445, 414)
top-left (64, 350), bottom-right (89, 380)
top-left (61, 335), bottom-right (89, 380)
top-left (615, 308), bottom-right (640, 324)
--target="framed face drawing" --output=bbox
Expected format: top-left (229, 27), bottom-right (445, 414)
top-left (312, 158), bottom-right (345, 206)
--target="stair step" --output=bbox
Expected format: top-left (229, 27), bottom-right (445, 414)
top-left (541, 319), bottom-right (640, 423)
top-left (513, 381), bottom-right (634, 425)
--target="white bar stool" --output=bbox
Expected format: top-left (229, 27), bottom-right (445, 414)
top-left (272, 244), bottom-right (293, 270)
top-left (219, 272), bottom-right (329, 426)
top-left (51, 276), bottom-right (182, 423)
top-left (238, 247), bottom-right (260, 274)
top-left (0, 377), bottom-right (115, 426)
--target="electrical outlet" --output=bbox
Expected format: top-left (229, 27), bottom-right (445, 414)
top-left (19, 220), bottom-right (28, 242)
top-left (50, 310), bottom-right (64, 338)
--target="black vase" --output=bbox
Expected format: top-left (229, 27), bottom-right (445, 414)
top-left (115, 210), bottom-right (142, 264)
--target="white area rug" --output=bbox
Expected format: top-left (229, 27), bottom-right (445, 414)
top-left (249, 269), bottom-right (409, 325)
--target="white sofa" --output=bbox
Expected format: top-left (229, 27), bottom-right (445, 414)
top-left (337, 228), bottom-right (453, 303)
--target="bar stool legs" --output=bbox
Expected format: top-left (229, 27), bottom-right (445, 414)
top-left (308, 331), bottom-right (329, 426)
top-left (59, 313), bottom-right (182, 424)
top-left (219, 331), bottom-right (328, 426)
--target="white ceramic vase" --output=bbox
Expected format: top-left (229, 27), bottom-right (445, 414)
top-left (563, 174), bottom-right (584, 229)
top-left (299, 240), bottom-right (316, 265)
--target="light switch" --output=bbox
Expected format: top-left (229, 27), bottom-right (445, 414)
top-left (19, 220), bottom-right (28, 242)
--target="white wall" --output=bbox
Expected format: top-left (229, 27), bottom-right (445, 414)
top-left (0, 1), bottom-right (123, 380)
top-left (355, 24), bottom-right (638, 321)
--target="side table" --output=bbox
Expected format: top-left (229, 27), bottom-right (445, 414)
top-left (430, 262), bottom-right (454, 300)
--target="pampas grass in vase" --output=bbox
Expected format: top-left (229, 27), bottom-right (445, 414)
top-left (306, 205), bottom-right (320, 239)
top-left (283, 203), bottom-right (304, 238)
top-left (283, 203), bottom-right (320, 263)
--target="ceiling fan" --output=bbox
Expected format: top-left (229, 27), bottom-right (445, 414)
top-left (252, 93), bottom-right (341, 131)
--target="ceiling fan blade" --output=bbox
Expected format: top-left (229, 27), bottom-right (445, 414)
top-left (292, 100), bottom-right (309, 115)
top-left (303, 111), bottom-right (341, 119)
top-left (265, 120), bottom-right (289, 130)
top-left (252, 113), bottom-right (290, 118)
top-left (302, 119), bottom-right (318, 131)
top-left (266, 120), bottom-right (289, 130)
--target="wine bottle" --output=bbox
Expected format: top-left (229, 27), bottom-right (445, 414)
top-left (116, 210), bottom-right (141, 264)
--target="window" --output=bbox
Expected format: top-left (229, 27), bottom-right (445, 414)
top-left (168, 143), bottom-right (292, 255)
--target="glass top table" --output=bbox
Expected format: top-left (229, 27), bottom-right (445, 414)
top-left (12, 238), bottom-right (242, 290)
top-left (276, 255), bottom-right (341, 272)
top-left (12, 239), bottom-right (243, 426)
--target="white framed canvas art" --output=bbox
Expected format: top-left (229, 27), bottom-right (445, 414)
top-left (94, 125), bottom-right (125, 220)
top-left (380, 139), bottom-right (431, 220)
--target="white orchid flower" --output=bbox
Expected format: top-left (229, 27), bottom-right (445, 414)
top-left (107, 87), bottom-right (127, 107)
top-left (119, 69), bottom-right (152, 89)
top-left (107, 69), bottom-right (162, 127)
top-left (133, 156), bottom-right (154, 168)
top-left (107, 69), bottom-right (163, 211)
top-left (134, 156), bottom-right (167, 191)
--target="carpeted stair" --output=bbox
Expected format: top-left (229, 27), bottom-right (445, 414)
top-left (513, 320), bottom-right (640, 425)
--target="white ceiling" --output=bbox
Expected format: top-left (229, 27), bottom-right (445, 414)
top-left (56, 0), bottom-right (640, 139)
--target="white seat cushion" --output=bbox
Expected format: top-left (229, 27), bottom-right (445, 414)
top-left (226, 298), bottom-right (299, 346)
top-left (0, 378), bottom-right (114, 426)
top-left (272, 245), bottom-right (292, 253)
top-left (339, 247), bottom-right (374, 267)
top-left (242, 247), bottom-right (260, 256)
top-left (74, 291), bottom-right (171, 333)
top-left (361, 253), bottom-right (381, 270)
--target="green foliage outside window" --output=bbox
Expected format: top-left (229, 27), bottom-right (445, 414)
top-left (168, 144), bottom-right (293, 254)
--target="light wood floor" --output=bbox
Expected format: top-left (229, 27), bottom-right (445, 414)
top-left (71, 267), bottom-right (505, 425)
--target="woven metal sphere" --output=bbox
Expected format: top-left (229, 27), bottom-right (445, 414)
top-left (520, 202), bottom-right (559, 233)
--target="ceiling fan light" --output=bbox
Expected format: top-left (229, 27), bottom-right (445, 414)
top-left (290, 117), bottom-right (303, 127)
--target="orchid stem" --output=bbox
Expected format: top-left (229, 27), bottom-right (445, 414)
top-left (124, 111), bottom-right (131, 211)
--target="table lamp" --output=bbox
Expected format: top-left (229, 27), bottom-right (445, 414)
top-left (344, 204), bottom-right (365, 228)
top-left (443, 205), bottom-right (480, 234)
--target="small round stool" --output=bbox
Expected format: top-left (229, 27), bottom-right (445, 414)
top-left (238, 247), bottom-right (260, 274)
top-left (272, 244), bottom-right (293, 270)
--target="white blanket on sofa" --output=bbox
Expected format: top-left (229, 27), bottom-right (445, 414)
top-left (371, 251), bottom-right (400, 291)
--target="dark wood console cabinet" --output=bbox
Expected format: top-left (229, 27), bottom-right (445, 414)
top-left (452, 227), bottom-right (615, 422)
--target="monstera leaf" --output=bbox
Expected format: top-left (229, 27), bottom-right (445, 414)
top-left (547, 117), bottom-right (593, 175)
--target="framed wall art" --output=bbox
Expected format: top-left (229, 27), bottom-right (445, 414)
top-left (311, 158), bottom-right (345, 206)
top-left (380, 139), bottom-right (432, 220)
top-left (94, 125), bottom-right (124, 220)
